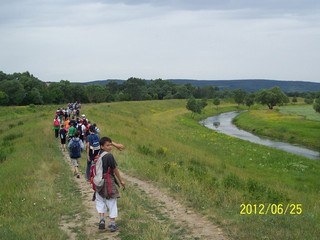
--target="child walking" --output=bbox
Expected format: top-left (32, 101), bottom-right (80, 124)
top-left (59, 124), bottom-right (67, 151)
top-left (68, 131), bottom-right (84, 178)
top-left (95, 137), bottom-right (125, 232)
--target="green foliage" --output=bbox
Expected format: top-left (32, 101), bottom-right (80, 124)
top-left (186, 97), bottom-right (205, 114)
top-left (304, 97), bottom-right (314, 104)
top-left (0, 91), bottom-right (9, 105)
top-left (1, 70), bottom-right (319, 109)
top-left (212, 97), bottom-right (220, 109)
top-left (313, 97), bottom-right (320, 113)
top-left (245, 93), bottom-right (255, 108)
top-left (233, 88), bottom-right (247, 106)
top-left (255, 86), bottom-right (289, 109)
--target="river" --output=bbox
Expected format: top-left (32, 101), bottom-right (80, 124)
top-left (200, 111), bottom-right (320, 160)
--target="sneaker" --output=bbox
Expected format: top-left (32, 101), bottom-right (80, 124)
top-left (109, 224), bottom-right (119, 232)
top-left (98, 219), bottom-right (105, 230)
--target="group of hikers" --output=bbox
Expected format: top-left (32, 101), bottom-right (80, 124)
top-left (53, 103), bottom-right (125, 232)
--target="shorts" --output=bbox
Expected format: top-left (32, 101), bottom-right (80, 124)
top-left (71, 158), bottom-right (79, 167)
top-left (61, 138), bottom-right (66, 144)
top-left (96, 192), bottom-right (118, 218)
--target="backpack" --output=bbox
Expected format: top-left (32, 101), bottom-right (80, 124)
top-left (89, 134), bottom-right (100, 153)
top-left (54, 118), bottom-right (60, 127)
top-left (70, 139), bottom-right (81, 158)
top-left (90, 151), bottom-right (108, 191)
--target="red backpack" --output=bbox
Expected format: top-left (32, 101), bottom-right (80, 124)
top-left (54, 118), bottom-right (60, 127)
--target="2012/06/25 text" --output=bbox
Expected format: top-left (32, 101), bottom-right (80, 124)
top-left (239, 203), bottom-right (303, 215)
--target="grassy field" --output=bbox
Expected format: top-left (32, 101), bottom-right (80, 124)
top-left (0, 105), bottom-right (88, 239)
top-left (279, 104), bottom-right (320, 121)
top-left (1, 101), bottom-right (320, 239)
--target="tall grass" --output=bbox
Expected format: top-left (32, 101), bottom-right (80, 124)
top-left (1, 101), bottom-right (320, 240)
top-left (82, 100), bottom-right (320, 240)
top-left (0, 106), bottom-right (86, 240)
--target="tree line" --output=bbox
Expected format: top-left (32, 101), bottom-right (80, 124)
top-left (1, 71), bottom-right (320, 113)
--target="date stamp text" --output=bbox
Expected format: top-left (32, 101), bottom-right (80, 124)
top-left (240, 203), bottom-right (303, 215)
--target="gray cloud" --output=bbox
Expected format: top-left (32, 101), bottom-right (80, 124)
top-left (2, 0), bottom-right (319, 28)
top-left (95, 0), bottom-right (320, 12)
top-left (0, 0), bottom-right (320, 82)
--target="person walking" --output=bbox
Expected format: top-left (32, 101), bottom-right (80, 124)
top-left (68, 122), bottom-right (76, 142)
top-left (68, 131), bottom-right (84, 178)
top-left (86, 125), bottom-right (100, 181)
top-left (95, 137), bottom-right (125, 232)
top-left (53, 116), bottom-right (60, 138)
top-left (59, 124), bottom-right (67, 151)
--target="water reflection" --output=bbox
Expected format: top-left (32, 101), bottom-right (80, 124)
top-left (201, 111), bottom-right (320, 160)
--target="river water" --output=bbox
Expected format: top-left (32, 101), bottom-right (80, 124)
top-left (200, 111), bottom-right (320, 160)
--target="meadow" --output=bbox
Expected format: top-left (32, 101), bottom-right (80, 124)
top-left (0, 100), bottom-right (319, 240)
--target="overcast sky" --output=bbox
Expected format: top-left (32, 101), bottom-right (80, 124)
top-left (1, 0), bottom-right (320, 82)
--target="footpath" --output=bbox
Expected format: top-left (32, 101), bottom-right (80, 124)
top-left (59, 145), bottom-right (227, 240)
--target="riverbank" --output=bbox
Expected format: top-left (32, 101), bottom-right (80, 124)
top-left (233, 108), bottom-right (320, 151)
top-left (201, 111), bottom-right (320, 160)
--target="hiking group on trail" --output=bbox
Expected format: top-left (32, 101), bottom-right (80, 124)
top-left (53, 103), bottom-right (125, 233)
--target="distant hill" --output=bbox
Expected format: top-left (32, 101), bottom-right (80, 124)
top-left (168, 79), bottom-right (320, 93)
top-left (82, 79), bottom-right (320, 93)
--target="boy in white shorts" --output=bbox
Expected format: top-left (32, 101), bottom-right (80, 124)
top-left (95, 137), bottom-right (125, 232)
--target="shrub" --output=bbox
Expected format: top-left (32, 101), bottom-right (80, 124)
top-left (223, 173), bottom-right (243, 189)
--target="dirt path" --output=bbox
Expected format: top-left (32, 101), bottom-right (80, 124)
top-left (59, 148), bottom-right (227, 240)
top-left (60, 149), bottom-right (120, 240)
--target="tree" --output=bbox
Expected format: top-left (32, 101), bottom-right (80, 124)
top-left (0, 80), bottom-right (26, 105)
top-left (213, 98), bottom-right (220, 109)
top-left (255, 87), bottom-right (289, 109)
top-left (24, 87), bottom-right (44, 105)
top-left (86, 85), bottom-right (109, 103)
top-left (245, 93), bottom-right (255, 108)
top-left (313, 97), bottom-right (320, 113)
top-left (46, 83), bottom-right (65, 104)
top-left (186, 97), bottom-right (201, 114)
top-left (174, 85), bottom-right (192, 99)
top-left (123, 77), bottom-right (148, 101)
top-left (0, 91), bottom-right (9, 105)
top-left (291, 96), bottom-right (298, 104)
top-left (233, 89), bottom-right (247, 106)
top-left (200, 98), bottom-right (208, 109)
